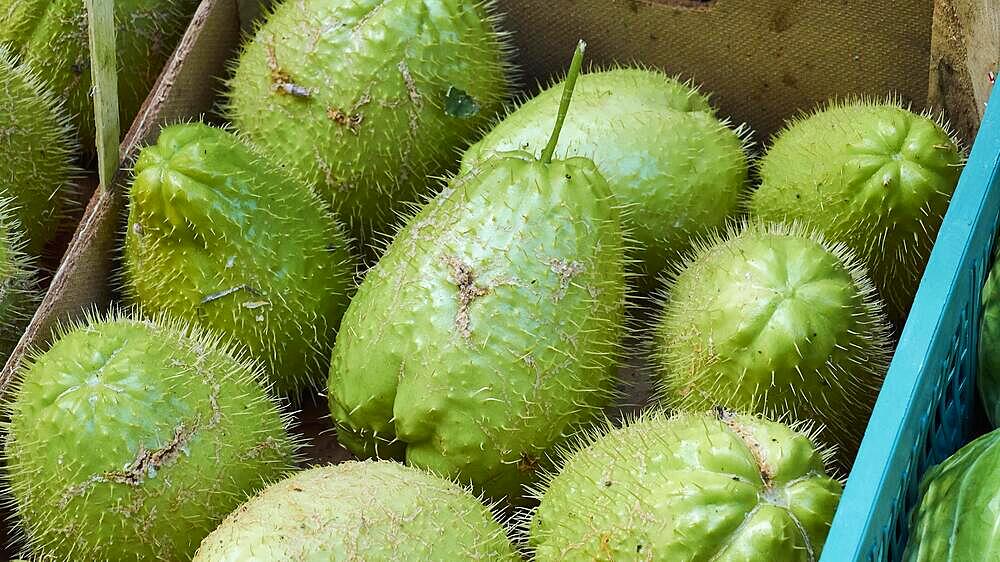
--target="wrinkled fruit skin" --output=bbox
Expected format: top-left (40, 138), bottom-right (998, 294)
top-left (654, 223), bottom-right (893, 465)
top-left (0, 0), bottom-right (198, 150)
top-left (124, 123), bottom-right (356, 396)
top-left (228, 0), bottom-right (509, 245)
top-left (3, 314), bottom-right (296, 561)
top-left (980, 255), bottom-right (1000, 426)
top-left (749, 100), bottom-right (963, 323)
top-left (193, 461), bottom-right (518, 561)
top-left (904, 428), bottom-right (1000, 561)
top-left (0, 45), bottom-right (76, 253)
top-left (328, 153), bottom-right (626, 501)
top-left (530, 410), bottom-right (842, 561)
top-left (0, 199), bottom-right (38, 362)
top-left (462, 68), bottom-right (748, 284)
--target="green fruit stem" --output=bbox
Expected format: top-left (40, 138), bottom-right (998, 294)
top-left (85, 0), bottom-right (121, 185)
top-left (541, 40), bottom-right (586, 164)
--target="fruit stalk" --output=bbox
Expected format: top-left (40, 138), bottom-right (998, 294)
top-left (541, 40), bottom-right (586, 164)
top-left (85, 0), bottom-right (120, 183)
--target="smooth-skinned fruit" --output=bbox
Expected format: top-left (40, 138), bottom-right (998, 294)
top-left (979, 245), bottom-right (1000, 427)
top-left (904, 427), bottom-right (1000, 561)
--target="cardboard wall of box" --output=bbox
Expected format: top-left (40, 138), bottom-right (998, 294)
top-left (0, 0), bottom-right (995, 520)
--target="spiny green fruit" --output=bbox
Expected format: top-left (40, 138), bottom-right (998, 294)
top-left (2, 312), bottom-right (297, 561)
top-left (0, 45), bottom-right (77, 254)
top-left (529, 409), bottom-right (842, 561)
top-left (749, 99), bottom-right (964, 323)
top-left (193, 460), bottom-right (518, 561)
top-left (328, 43), bottom-right (626, 501)
top-left (124, 123), bottom-right (357, 396)
top-left (227, 0), bottom-right (511, 246)
top-left (980, 251), bottom-right (1000, 427)
top-left (462, 67), bottom-right (749, 285)
top-left (0, 0), bottom-right (199, 150)
top-left (0, 198), bottom-right (39, 362)
top-left (903, 428), bottom-right (1000, 560)
top-left (653, 222), bottom-right (893, 464)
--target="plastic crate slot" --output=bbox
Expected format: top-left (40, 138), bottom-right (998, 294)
top-left (904, 463), bottom-right (922, 513)
top-left (931, 385), bottom-right (946, 432)
top-left (888, 495), bottom-right (906, 560)
top-left (945, 333), bottom-right (961, 374)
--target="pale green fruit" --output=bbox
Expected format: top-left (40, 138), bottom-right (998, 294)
top-left (3, 312), bottom-right (297, 561)
top-left (193, 461), bottom-right (518, 561)
top-left (124, 123), bottom-right (357, 397)
top-left (530, 410), bottom-right (842, 561)
top-left (749, 99), bottom-right (964, 322)
top-left (227, 0), bottom-right (511, 245)
top-left (0, 45), bottom-right (77, 254)
top-left (462, 67), bottom-right (749, 284)
top-left (653, 222), bottom-right (894, 464)
top-left (0, 0), bottom-right (200, 150)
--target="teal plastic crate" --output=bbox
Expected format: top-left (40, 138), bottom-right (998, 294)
top-left (821, 84), bottom-right (1000, 561)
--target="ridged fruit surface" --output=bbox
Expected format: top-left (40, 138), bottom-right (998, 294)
top-left (530, 410), bottom-right (842, 561)
top-left (904, 428), bottom-right (1000, 561)
top-left (0, 0), bottom-right (199, 149)
top-left (654, 222), bottom-right (893, 464)
top-left (124, 123), bottom-right (357, 396)
top-left (193, 461), bottom-right (518, 561)
top-left (0, 45), bottom-right (76, 253)
top-left (3, 313), bottom-right (297, 561)
top-left (462, 68), bottom-right (748, 284)
top-left (327, 152), bottom-right (626, 501)
top-left (749, 100), bottom-right (964, 322)
top-left (227, 0), bottom-right (510, 244)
